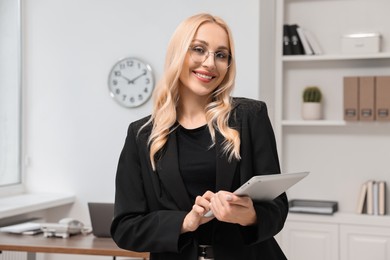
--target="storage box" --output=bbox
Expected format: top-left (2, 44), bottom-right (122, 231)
top-left (341, 33), bottom-right (381, 54)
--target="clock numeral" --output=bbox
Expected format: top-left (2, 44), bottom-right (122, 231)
top-left (119, 63), bottom-right (126, 69)
top-left (114, 70), bottom-right (121, 76)
top-left (137, 62), bottom-right (141, 69)
top-left (143, 87), bottom-right (149, 93)
top-left (115, 88), bottom-right (120, 95)
top-left (126, 60), bottom-right (134, 67)
top-left (112, 80), bottom-right (118, 86)
top-left (128, 95), bottom-right (144, 104)
top-left (122, 94), bottom-right (127, 101)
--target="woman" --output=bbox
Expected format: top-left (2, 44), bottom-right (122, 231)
top-left (111, 13), bottom-right (288, 260)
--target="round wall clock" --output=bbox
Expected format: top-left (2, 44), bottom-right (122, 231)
top-left (108, 57), bottom-right (155, 108)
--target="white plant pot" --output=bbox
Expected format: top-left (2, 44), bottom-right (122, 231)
top-left (302, 102), bottom-right (322, 120)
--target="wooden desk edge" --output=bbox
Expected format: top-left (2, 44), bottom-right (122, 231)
top-left (0, 244), bottom-right (149, 258)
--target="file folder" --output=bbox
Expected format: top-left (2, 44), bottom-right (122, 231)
top-left (375, 76), bottom-right (390, 121)
top-left (359, 76), bottom-right (375, 121)
top-left (343, 77), bottom-right (359, 121)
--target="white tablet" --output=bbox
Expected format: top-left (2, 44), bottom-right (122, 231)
top-left (204, 171), bottom-right (309, 217)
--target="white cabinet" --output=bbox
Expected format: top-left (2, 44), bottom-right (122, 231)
top-left (281, 220), bottom-right (338, 260)
top-left (340, 225), bottom-right (390, 260)
top-left (280, 213), bottom-right (390, 260)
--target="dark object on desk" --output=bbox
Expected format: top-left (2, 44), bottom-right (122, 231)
top-left (289, 199), bottom-right (338, 215)
top-left (88, 202), bottom-right (114, 238)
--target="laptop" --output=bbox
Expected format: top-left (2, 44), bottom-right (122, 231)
top-left (88, 202), bottom-right (114, 238)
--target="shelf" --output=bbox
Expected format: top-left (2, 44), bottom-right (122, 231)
top-left (282, 120), bottom-right (346, 126)
top-left (287, 212), bottom-right (390, 227)
top-left (282, 120), bottom-right (390, 127)
top-left (0, 192), bottom-right (75, 219)
top-left (283, 52), bottom-right (390, 62)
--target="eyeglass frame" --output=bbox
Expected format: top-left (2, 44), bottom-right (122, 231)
top-left (187, 46), bottom-right (233, 69)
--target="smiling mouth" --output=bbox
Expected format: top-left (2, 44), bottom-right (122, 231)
top-left (195, 72), bottom-right (214, 80)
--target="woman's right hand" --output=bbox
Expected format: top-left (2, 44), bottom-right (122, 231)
top-left (181, 191), bottom-right (215, 233)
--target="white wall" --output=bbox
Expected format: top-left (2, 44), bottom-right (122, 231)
top-left (22, 1), bottom-right (267, 258)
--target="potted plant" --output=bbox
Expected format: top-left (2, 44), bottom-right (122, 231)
top-left (302, 86), bottom-right (322, 120)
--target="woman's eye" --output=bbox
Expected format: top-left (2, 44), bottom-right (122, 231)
top-left (216, 52), bottom-right (228, 59)
top-left (192, 47), bottom-right (205, 54)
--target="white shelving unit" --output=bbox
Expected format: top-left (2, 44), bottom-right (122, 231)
top-left (274, 1), bottom-right (390, 259)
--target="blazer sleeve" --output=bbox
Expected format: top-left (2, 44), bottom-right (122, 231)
top-left (237, 100), bottom-right (288, 244)
top-left (110, 122), bottom-right (192, 253)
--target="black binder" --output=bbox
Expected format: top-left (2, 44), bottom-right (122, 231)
top-left (283, 24), bottom-right (293, 55)
top-left (288, 24), bottom-right (305, 55)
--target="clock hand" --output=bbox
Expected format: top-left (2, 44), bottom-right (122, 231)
top-left (129, 71), bottom-right (147, 84)
top-left (120, 75), bottom-right (132, 84)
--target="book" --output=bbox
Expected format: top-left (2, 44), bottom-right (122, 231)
top-left (288, 24), bottom-right (305, 55)
top-left (378, 181), bottom-right (386, 215)
top-left (366, 180), bottom-right (374, 215)
top-left (283, 24), bottom-right (293, 55)
top-left (302, 29), bottom-right (323, 55)
top-left (373, 181), bottom-right (379, 215)
top-left (356, 181), bottom-right (368, 214)
top-left (296, 26), bottom-right (314, 55)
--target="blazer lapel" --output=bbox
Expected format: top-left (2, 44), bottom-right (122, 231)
top-left (215, 131), bottom-right (239, 192)
top-left (156, 130), bottom-right (193, 211)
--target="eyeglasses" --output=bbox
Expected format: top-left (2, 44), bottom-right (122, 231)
top-left (188, 46), bottom-right (232, 68)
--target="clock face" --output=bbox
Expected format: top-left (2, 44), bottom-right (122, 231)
top-left (108, 57), bottom-right (155, 108)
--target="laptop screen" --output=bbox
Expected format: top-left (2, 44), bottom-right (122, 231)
top-left (87, 202), bottom-right (114, 238)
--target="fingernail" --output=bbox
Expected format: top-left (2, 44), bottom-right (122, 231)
top-left (226, 195), bottom-right (232, 201)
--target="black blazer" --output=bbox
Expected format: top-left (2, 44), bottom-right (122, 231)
top-left (111, 98), bottom-right (288, 260)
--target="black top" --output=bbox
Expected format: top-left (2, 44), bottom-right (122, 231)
top-left (176, 124), bottom-right (216, 199)
top-left (176, 124), bottom-right (216, 244)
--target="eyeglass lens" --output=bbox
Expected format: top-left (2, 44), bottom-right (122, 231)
top-left (189, 46), bottom-right (232, 68)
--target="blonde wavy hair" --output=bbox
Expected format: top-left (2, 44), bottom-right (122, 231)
top-left (143, 13), bottom-right (241, 170)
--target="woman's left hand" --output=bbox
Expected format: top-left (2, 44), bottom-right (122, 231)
top-left (209, 191), bottom-right (257, 226)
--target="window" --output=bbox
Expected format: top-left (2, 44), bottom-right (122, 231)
top-left (0, 0), bottom-right (22, 196)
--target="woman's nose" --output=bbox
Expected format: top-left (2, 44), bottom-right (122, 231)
top-left (202, 53), bottom-right (216, 68)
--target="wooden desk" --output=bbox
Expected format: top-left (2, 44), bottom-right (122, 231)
top-left (0, 233), bottom-right (149, 259)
